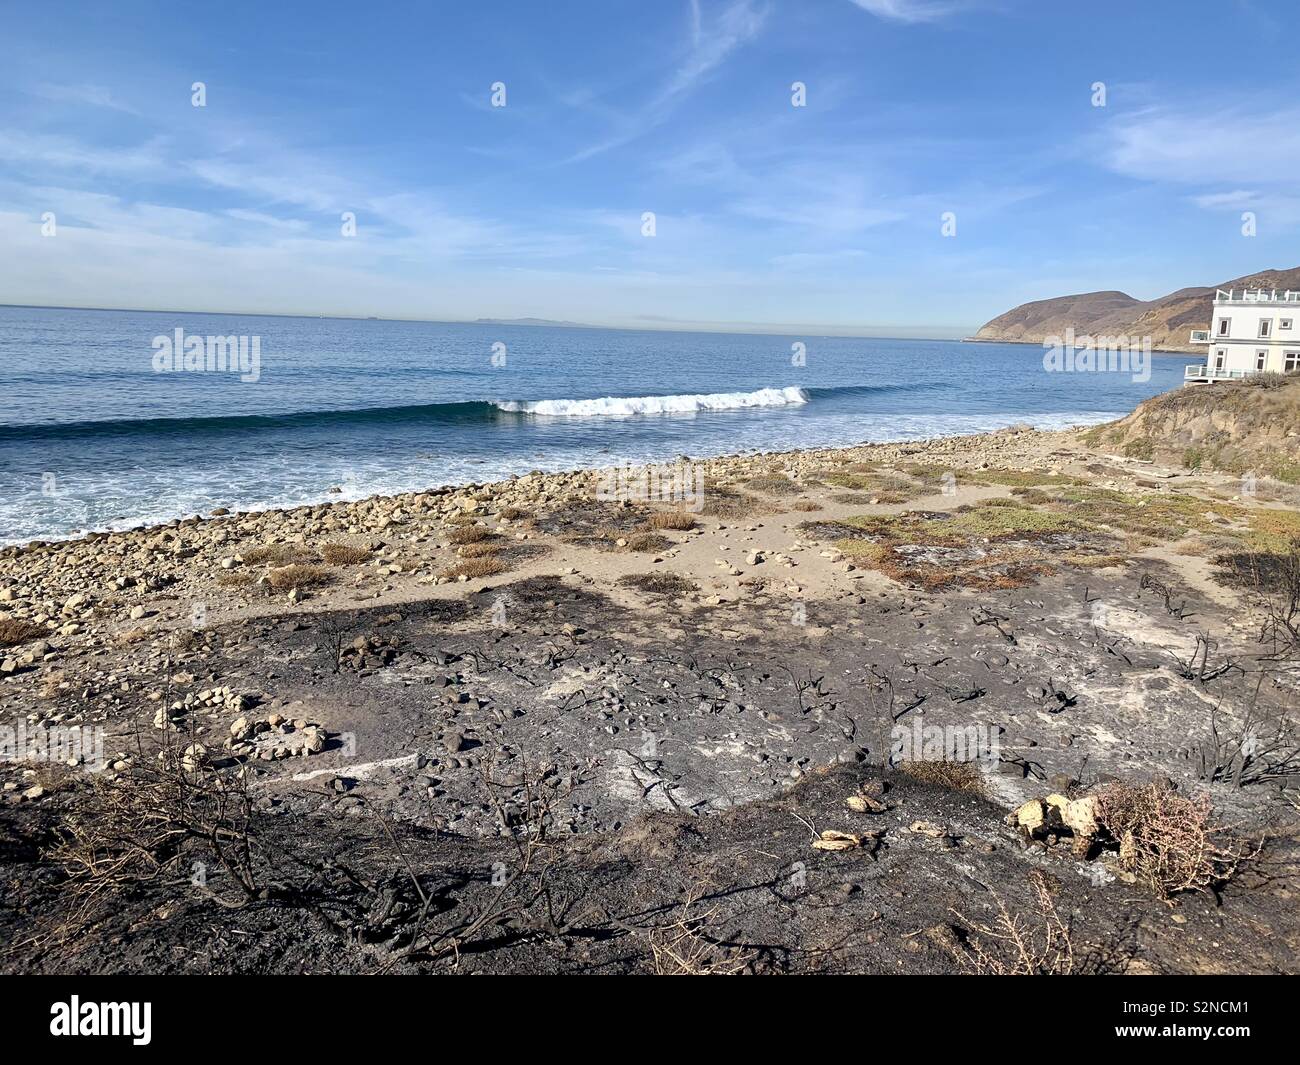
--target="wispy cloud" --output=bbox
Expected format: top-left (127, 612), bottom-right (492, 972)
top-left (847, 0), bottom-right (964, 23)
top-left (1104, 104), bottom-right (1300, 186)
top-left (0, 130), bottom-right (166, 176)
top-left (1101, 102), bottom-right (1300, 227)
top-left (28, 82), bottom-right (139, 114)
top-left (567, 0), bottom-right (769, 162)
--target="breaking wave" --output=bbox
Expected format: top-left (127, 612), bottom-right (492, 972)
top-left (494, 386), bottom-right (811, 417)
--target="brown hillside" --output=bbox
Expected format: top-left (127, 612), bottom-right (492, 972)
top-left (976, 266), bottom-right (1300, 352)
top-left (1083, 375), bottom-right (1300, 483)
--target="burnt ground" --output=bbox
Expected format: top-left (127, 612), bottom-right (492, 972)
top-left (2, 562), bottom-right (1297, 974)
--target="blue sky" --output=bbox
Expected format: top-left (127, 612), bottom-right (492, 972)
top-left (2, 0), bottom-right (1297, 335)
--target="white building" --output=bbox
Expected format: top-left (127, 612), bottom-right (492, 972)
top-left (1186, 288), bottom-right (1300, 383)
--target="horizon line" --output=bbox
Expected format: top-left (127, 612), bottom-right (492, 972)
top-left (0, 302), bottom-right (977, 343)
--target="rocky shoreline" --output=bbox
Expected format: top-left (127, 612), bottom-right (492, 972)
top-left (2, 415), bottom-right (1297, 973)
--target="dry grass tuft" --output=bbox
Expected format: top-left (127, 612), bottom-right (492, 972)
top-left (498, 506), bottom-right (530, 521)
top-left (701, 488), bottom-right (762, 519)
top-left (439, 558), bottom-right (508, 580)
top-left (618, 572), bottom-right (697, 597)
top-left (745, 473), bottom-right (800, 496)
top-left (644, 510), bottom-right (697, 531)
top-left (623, 532), bottom-right (672, 553)
top-left (321, 542), bottom-right (371, 565)
top-left (459, 540), bottom-right (502, 558)
top-left (448, 525), bottom-right (492, 545)
top-left (243, 544), bottom-right (315, 566)
top-left (0, 618), bottom-right (47, 647)
top-left (265, 563), bottom-right (333, 591)
top-left (897, 759), bottom-right (986, 796)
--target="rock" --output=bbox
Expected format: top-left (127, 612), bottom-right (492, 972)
top-left (812, 830), bottom-right (864, 851)
top-left (153, 706), bottom-right (182, 730)
top-left (1048, 793), bottom-right (1100, 856)
top-left (1012, 793), bottom-right (1100, 856)
top-left (1012, 798), bottom-right (1047, 833)
top-left (299, 725), bottom-right (327, 754)
top-left (846, 792), bottom-right (888, 814)
top-left (62, 592), bottom-right (90, 614)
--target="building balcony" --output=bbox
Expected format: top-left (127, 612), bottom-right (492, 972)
top-left (1188, 329), bottom-right (1210, 343)
top-left (1213, 287), bottom-right (1300, 306)
top-left (1184, 364), bottom-right (1256, 384)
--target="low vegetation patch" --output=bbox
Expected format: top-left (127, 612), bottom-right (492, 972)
top-left (897, 759), bottom-right (985, 796)
top-left (897, 464), bottom-right (1082, 490)
top-left (439, 557), bottom-right (508, 580)
top-left (459, 541), bottom-right (502, 559)
top-left (265, 563), bottom-right (333, 591)
top-left (243, 544), bottom-right (315, 566)
top-left (823, 471), bottom-right (921, 503)
top-left (701, 488), bottom-right (763, 519)
top-left (1243, 508), bottom-right (1300, 553)
top-left (0, 618), bottom-right (47, 647)
top-left (618, 572), bottom-right (697, 597)
top-left (321, 542), bottom-right (371, 565)
top-left (829, 504), bottom-right (1093, 590)
top-left (745, 474), bottom-right (800, 496)
top-left (1031, 486), bottom-right (1245, 543)
top-left (844, 503), bottom-right (1079, 541)
top-left (644, 510), bottom-right (697, 531)
top-left (623, 532), bottom-right (672, 553)
top-left (448, 525), bottom-right (492, 545)
top-left (1094, 780), bottom-right (1256, 899)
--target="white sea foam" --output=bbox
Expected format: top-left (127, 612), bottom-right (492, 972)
top-left (0, 408), bottom-right (1120, 546)
top-left (494, 386), bottom-right (810, 417)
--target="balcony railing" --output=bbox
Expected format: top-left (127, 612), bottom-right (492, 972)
top-left (1188, 329), bottom-right (1210, 343)
top-left (1215, 288), bottom-right (1300, 304)
top-left (1184, 364), bottom-right (1254, 382)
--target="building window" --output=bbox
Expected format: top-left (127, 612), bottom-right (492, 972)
top-left (1286, 352), bottom-right (1300, 373)
top-left (1259, 318), bottom-right (1272, 337)
top-left (1281, 318), bottom-right (1293, 330)
top-left (1256, 351), bottom-right (1268, 371)
top-left (1215, 349), bottom-right (1226, 369)
top-left (1217, 317), bottom-right (1231, 336)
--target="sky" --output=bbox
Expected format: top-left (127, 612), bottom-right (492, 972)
top-left (1, 0), bottom-right (1298, 336)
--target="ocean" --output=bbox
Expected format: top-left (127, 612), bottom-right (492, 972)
top-left (0, 305), bottom-right (1197, 545)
